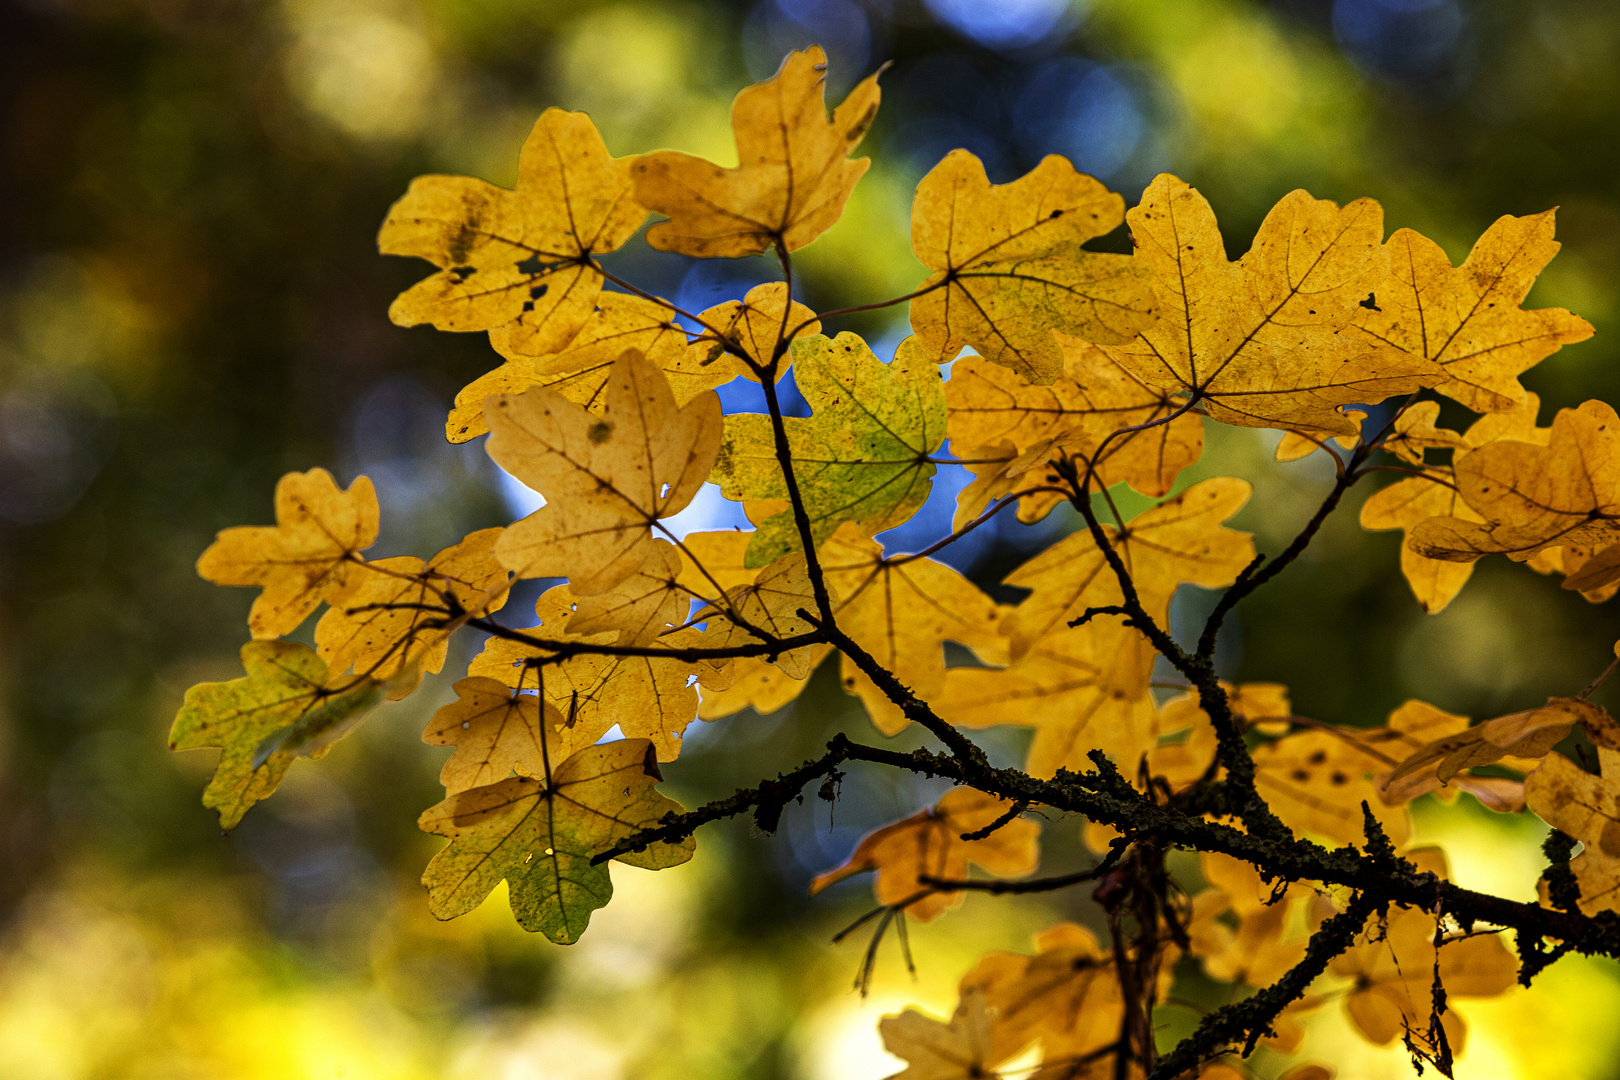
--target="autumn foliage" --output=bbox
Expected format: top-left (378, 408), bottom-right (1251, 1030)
top-left (173, 47), bottom-right (1620, 1079)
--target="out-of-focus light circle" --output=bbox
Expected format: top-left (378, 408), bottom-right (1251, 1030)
top-left (743, 0), bottom-right (873, 89)
top-left (1332, 0), bottom-right (1465, 81)
top-left (1015, 59), bottom-right (1144, 181)
top-left (923, 0), bottom-right (1077, 51)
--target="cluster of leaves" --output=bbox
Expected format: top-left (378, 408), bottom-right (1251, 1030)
top-left (174, 47), bottom-right (1620, 1079)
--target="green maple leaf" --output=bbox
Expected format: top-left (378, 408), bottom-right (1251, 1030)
top-left (170, 640), bottom-right (383, 829)
top-left (418, 738), bottom-right (694, 943)
top-left (711, 331), bottom-right (948, 568)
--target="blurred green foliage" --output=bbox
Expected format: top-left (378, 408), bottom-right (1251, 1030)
top-left (1, 0), bottom-right (1618, 1076)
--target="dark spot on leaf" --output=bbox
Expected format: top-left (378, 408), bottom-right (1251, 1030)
top-left (1361, 293), bottom-right (1381, 310)
top-left (588, 421), bottom-right (613, 443)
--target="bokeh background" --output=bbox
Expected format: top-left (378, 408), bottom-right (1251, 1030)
top-left (3, 0), bottom-right (1620, 1076)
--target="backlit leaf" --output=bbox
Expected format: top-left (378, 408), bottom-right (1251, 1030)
top-left (879, 991), bottom-right (1004, 1080)
top-left (811, 788), bottom-right (1039, 921)
top-left (486, 350), bottom-right (722, 594)
top-left (1101, 177), bottom-right (1442, 437)
top-left (909, 150), bottom-right (1157, 383)
top-left (1347, 212), bottom-right (1593, 412)
top-left (1410, 400), bottom-right (1620, 566)
top-left (314, 527), bottom-right (510, 696)
top-left (631, 47), bottom-right (881, 257)
top-left (380, 109), bottom-right (645, 354)
top-left (196, 467), bottom-right (378, 639)
top-left (419, 738), bottom-right (693, 943)
top-left (468, 584), bottom-right (701, 762)
top-left (999, 477), bottom-right (1255, 657)
top-left (170, 640), bottom-right (382, 829)
top-left (711, 333), bottom-right (947, 568)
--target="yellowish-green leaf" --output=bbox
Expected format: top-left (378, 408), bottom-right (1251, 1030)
top-left (170, 641), bottom-right (382, 829)
top-left (712, 333), bottom-right (947, 568)
top-left (418, 738), bottom-right (692, 943)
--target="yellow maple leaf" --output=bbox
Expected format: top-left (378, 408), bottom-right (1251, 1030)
top-left (820, 525), bottom-right (1008, 736)
top-left (485, 350), bottom-right (722, 595)
top-left (811, 788), bottom-right (1039, 922)
top-left (1361, 394), bottom-right (1548, 613)
top-left (680, 526), bottom-right (835, 720)
top-left (675, 529), bottom-right (773, 596)
top-left (565, 539), bottom-right (689, 646)
top-left (419, 738), bottom-right (692, 943)
top-left (945, 334), bottom-right (1204, 522)
top-left (878, 991), bottom-right (1006, 1080)
top-left (1381, 401), bottom-right (1469, 466)
top-left (449, 283), bottom-right (821, 443)
top-left (1100, 176), bottom-right (1443, 437)
top-left (1410, 400), bottom-right (1620, 581)
top-left (1188, 851), bottom-right (1312, 989)
top-left (688, 280), bottom-right (821, 378)
top-left (1347, 211), bottom-right (1593, 412)
top-left (468, 584), bottom-right (701, 762)
top-left (1384, 697), bottom-right (1598, 804)
top-left (379, 108), bottom-right (645, 354)
top-left (999, 477), bottom-right (1255, 657)
top-left (314, 527), bottom-right (511, 697)
top-left (1526, 745), bottom-right (1620, 914)
top-left (909, 150), bottom-right (1157, 384)
top-left (1252, 728), bottom-right (1412, 848)
top-left (960, 922), bottom-right (1132, 1063)
top-left (1273, 409), bottom-right (1365, 463)
top-left (1326, 855), bottom-right (1517, 1054)
top-left (450, 293), bottom-right (693, 442)
top-left (196, 467), bottom-right (378, 639)
top-left (940, 622), bottom-right (1157, 779)
top-left (1148, 681), bottom-right (1293, 790)
top-left (694, 551), bottom-right (828, 679)
top-left (630, 47), bottom-right (881, 258)
top-left (422, 676), bottom-right (583, 796)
